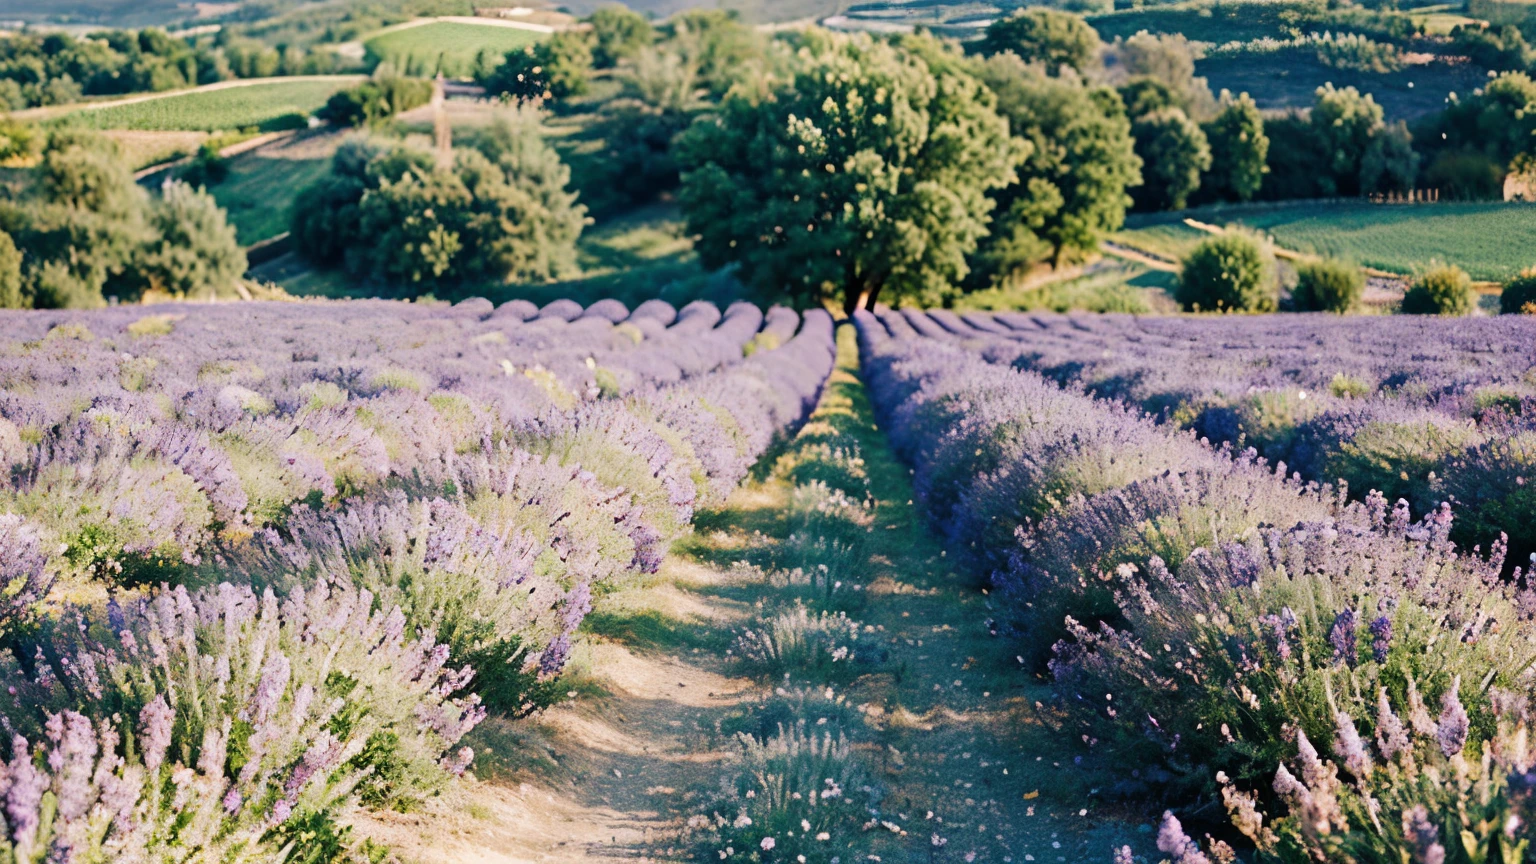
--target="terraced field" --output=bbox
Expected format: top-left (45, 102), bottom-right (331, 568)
top-left (60, 78), bottom-right (359, 132)
top-left (1117, 200), bottom-right (1536, 280)
top-left (363, 20), bottom-right (546, 77)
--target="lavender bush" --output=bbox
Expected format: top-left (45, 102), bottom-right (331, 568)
top-left (0, 297), bottom-right (838, 862)
top-left (852, 307), bottom-right (1536, 819)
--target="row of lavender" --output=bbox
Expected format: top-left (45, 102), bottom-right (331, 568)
top-left (853, 308), bottom-right (1534, 864)
top-left (0, 298), bottom-right (836, 862)
top-left (908, 309), bottom-right (1536, 575)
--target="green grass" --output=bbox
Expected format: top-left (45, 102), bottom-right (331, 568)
top-left (955, 260), bottom-right (1177, 313)
top-left (60, 79), bottom-right (357, 132)
top-left (1117, 201), bottom-right (1536, 281)
top-left (209, 136), bottom-right (340, 246)
top-left (363, 22), bottom-right (545, 78)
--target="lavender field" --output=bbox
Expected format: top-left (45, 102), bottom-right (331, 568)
top-left (0, 297), bottom-right (1533, 864)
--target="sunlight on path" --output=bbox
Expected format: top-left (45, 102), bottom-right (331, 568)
top-left (357, 325), bottom-right (1153, 863)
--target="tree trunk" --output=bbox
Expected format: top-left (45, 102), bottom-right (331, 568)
top-left (842, 289), bottom-right (859, 317)
top-left (865, 282), bottom-right (884, 311)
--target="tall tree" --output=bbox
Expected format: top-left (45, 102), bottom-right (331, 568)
top-left (1113, 31), bottom-right (1214, 119)
top-left (980, 9), bottom-right (1101, 76)
top-left (972, 54), bottom-right (1141, 274)
top-left (588, 5), bottom-right (654, 69)
top-left (1131, 107), bottom-right (1210, 211)
top-left (480, 32), bottom-right (593, 104)
top-left (1201, 92), bottom-right (1268, 202)
top-left (133, 180), bottom-right (247, 300)
top-left (677, 30), bottom-right (1020, 312)
top-left (1311, 83), bottom-right (1382, 196)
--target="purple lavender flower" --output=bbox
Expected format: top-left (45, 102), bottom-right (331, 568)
top-left (1437, 677), bottom-right (1469, 758)
top-left (1403, 805), bottom-right (1446, 864)
top-left (1375, 688), bottom-right (1410, 763)
top-left (1332, 711), bottom-right (1372, 780)
top-left (1369, 615), bottom-right (1392, 664)
top-left (138, 695), bottom-right (173, 775)
top-left (1328, 608), bottom-right (1357, 668)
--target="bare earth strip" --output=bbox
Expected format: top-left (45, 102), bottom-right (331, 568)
top-left (353, 326), bottom-right (1155, 863)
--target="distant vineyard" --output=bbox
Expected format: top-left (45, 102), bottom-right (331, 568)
top-left (363, 21), bottom-right (546, 78)
top-left (61, 78), bottom-right (359, 132)
top-left (1118, 200), bottom-right (1536, 280)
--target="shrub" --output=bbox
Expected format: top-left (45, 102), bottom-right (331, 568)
top-left (1401, 263), bottom-right (1475, 315)
top-left (1292, 258), bottom-right (1364, 313)
top-left (692, 721), bottom-right (872, 864)
top-left (0, 579), bottom-right (483, 860)
top-left (731, 605), bottom-right (865, 683)
top-left (1500, 266), bottom-right (1536, 313)
top-left (1176, 231), bottom-right (1277, 312)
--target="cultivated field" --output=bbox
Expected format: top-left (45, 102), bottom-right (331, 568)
top-left (363, 21), bottom-right (546, 77)
top-left (1117, 200), bottom-right (1536, 281)
top-left (60, 78), bottom-right (358, 132)
top-left (210, 130), bottom-right (344, 245)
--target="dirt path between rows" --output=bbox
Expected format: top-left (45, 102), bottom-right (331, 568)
top-left (354, 326), bottom-right (1153, 863)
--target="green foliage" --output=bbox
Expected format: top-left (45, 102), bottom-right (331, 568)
top-left (1312, 83), bottom-right (1382, 195)
top-left (677, 29), bottom-right (1021, 312)
top-left (1201, 92), bottom-right (1268, 202)
top-left (1131, 107), bottom-right (1210, 211)
top-left (582, 47), bottom-right (704, 211)
top-left (1113, 30), bottom-right (1214, 119)
top-left (1326, 417), bottom-right (1480, 507)
top-left (588, 4), bottom-right (655, 69)
top-left (0, 231), bottom-right (22, 309)
top-left (694, 722), bottom-right (871, 864)
top-left (1176, 230), bottom-right (1277, 312)
top-left (1291, 258), bottom-right (1364, 313)
top-left (972, 55), bottom-right (1140, 276)
top-left (664, 10), bottom-right (768, 98)
top-left (291, 105), bottom-right (585, 297)
top-left (979, 8), bottom-right (1101, 76)
top-left (1313, 32), bottom-right (1405, 73)
top-left (132, 180), bottom-right (248, 300)
top-left (179, 141), bottom-right (229, 188)
top-left (1401, 262), bottom-right (1475, 315)
top-left (1500, 266), bottom-right (1536, 313)
top-left (0, 28), bottom-right (331, 109)
top-left (0, 114), bottom-right (36, 162)
top-left (1424, 149), bottom-right (1503, 201)
top-left (480, 31), bottom-right (593, 104)
top-left (1262, 85), bottom-right (1416, 198)
top-left (318, 74), bottom-right (433, 127)
top-left (1419, 71), bottom-right (1536, 173)
top-left (1450, 22), bottom-right (1534, 71)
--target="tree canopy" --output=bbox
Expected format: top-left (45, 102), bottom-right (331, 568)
top-left (971, 54), bottom-right (1141, 275)
top-left (292, 105), bottom-right (586, 296)
top-left (980, 9), bottom-right (1101, 76)
top-left (677, 31), bottom-right (1021, 312)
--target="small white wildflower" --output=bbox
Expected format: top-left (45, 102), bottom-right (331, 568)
top-left (761, 837), bottom-right (776, 851)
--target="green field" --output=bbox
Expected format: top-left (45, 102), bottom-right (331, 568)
top-left (363, 22), bottom-right (545, 78)
top-left (210, 132), bottom-right (343, 246)
top-left (62, 79), bottom-right (359, 132)
top-left (1117, 201), bottom-right (1536, 281)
